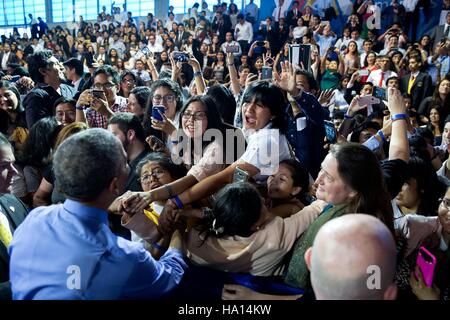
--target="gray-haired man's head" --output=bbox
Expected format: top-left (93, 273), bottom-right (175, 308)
top-left (53, 128), bottom-right (129, 202)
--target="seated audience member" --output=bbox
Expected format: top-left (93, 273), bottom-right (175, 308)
top-left (9, 129), bottom-right (187, 299)
top-left (0, 133), bottom-right (27, 300)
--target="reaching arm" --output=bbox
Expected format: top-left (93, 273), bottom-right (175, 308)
top-left (188, 54), bottom-right (206, 95)
top-left (227, 52), bottom-right (240, 96)
top-left (387, 87), bottom-right (409, 162)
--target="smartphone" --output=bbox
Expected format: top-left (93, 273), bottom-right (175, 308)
top-left (373, 87), bottom-right (387, 101)
top-left (261, 66), bottom-right (272, 80)
top-left (233, 167), bottom-right (249, 183)
top-left (358, 95), bottom-right (380, 107)
top-left (324, 120), bottom-right (337, 143)
top-left (10, 75), bottom-right (20, 82)
top-left (415, 246), bottom-right (436, 287)
top-left (91, 89), bottom-right (105, 99)
top-left (358, 69), bottom-right (369, 77)
top-left (152, 105), bottom-right (165, 121)
top-left (172, 51), bottom-right (190, 62)
top-left (225, 45), bottom-right (240, 53)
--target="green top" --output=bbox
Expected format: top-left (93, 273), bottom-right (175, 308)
top-left (284, 203), bottom-right (349, 289)
top-left (320, 69), bottom-right (341, 91)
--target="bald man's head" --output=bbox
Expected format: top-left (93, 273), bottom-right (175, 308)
top-left (305, 214), bottom-right (397, 300)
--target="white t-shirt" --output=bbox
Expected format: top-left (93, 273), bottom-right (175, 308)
top-left (239, 123), bottom-right (291, 183)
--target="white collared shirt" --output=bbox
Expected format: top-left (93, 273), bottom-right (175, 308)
top-left (1, 51), bottom-right (10, 70)
top-left (239, 122), bottom-right (291, 183)
top-left (234, 21), bottom-right (253, 43)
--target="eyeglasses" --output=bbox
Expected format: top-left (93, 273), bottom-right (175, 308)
top-left (92, 82), bottom-right (115, 90)
top-left (440, 198), bottom-right (450, 209)
top-left (152, 94), bottom-right (176, 103)
top-left (181, 111), bottom-right (207, 120)
top-left (122, 78), bottom-right (135, 84)
top-left (139, 168), bottom-right (166, 183)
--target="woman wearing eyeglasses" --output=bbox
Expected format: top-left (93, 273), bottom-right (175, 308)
top-left (143, 78), bottom-right (184, 144)
top-left (122, 152), bottom-right (187, 258)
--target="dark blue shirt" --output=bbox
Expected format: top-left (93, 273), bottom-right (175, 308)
top-left (285, 91), bottom-right (326, 178)
top-left (9, 200), bottom-right (187, 299)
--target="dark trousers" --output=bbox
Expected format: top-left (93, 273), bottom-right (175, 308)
top-left (239, 40), bottom-right (250, 55)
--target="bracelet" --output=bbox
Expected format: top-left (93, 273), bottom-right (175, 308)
top-left (193, 71), bottom-right (202, 77)
top-left (390, 113), bottom-right (408, 121)
top-left (344, 114), bottom-right (354, 119)
top-left (164, 184), bottom-right (174, 197)
top-left (75, 104), bottom-right (85, 111)
top-left (377, 130), bottom-right (386, 143)
top-left (151, 242), bottom-right (167, 252)
top-left (171, 195), bottom-right (183, 209)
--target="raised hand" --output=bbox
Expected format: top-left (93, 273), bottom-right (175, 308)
top-left (318, 89), bottom-right (335, 107)
top-left (274, 61), bottom-right (297, 95)
top-left (387, 87), bottom-right (407, 115)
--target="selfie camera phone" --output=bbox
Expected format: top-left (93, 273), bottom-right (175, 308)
top-left (91, 89), bottom-right (105, 99)
top-left (324, 120), bottom-right (337, 144)
top-left (233, 167), bottom-right (249, 183)
top-left (261, 66), bottom-right (272, 80)
top-left (358, 95), bottom-right (380, 107)
top-left (173, 52), bottom-right (190, 62)
top-left (152, 105), bottom-right (165, 121)
top-left (226, 45), bottom-right (240, 53)
top-left (415, 246), bottom-right (436, 287)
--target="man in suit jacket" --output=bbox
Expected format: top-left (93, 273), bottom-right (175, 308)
top-left (94, 45), bottom-right (110, 65)
top-left (212, 10), bottom-right (232, 44)
top-left (400, 55), bottom-right (432, 109)
top-left (286, 1), bottom-right (301, 28)
top-left (0, 134), bottom-right (28, 300)
top-left (175, 24), bottom-right (191, 49)
top-left (0, 43), bottom-right (19, 73)
top-left (72, 43), bottom-right (88, 66)
top-left (431, 11), bottom-right (450, 48)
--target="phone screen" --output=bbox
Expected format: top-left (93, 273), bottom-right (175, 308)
top-left (233, 167), bottom-right (249, 183)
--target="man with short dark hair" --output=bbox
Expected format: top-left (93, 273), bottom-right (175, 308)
top-left (400, 55), bottom-right (432, 109)
top-left (54, 97), bottom-right (76, 126)
top-left (108, 113), bottom-right (149, 192)
top-left (234, 14), bottom-right (253, 55)
top-left (23, 50), bottom-right (75, 128)
top-left (75, 65), bottom-right (128, 128)
top-left (9, 129), bottom-right (186, 299)
top-left (0, 43), bottom-right (19, 73)
top-left (63, 58), bottom-right (85, 93)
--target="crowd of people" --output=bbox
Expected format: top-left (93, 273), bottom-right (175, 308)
top-left (0, 0), bottom-right (450, 300)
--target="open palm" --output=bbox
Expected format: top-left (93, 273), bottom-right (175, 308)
top-left (274, 61), bottom-right (296, 94)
